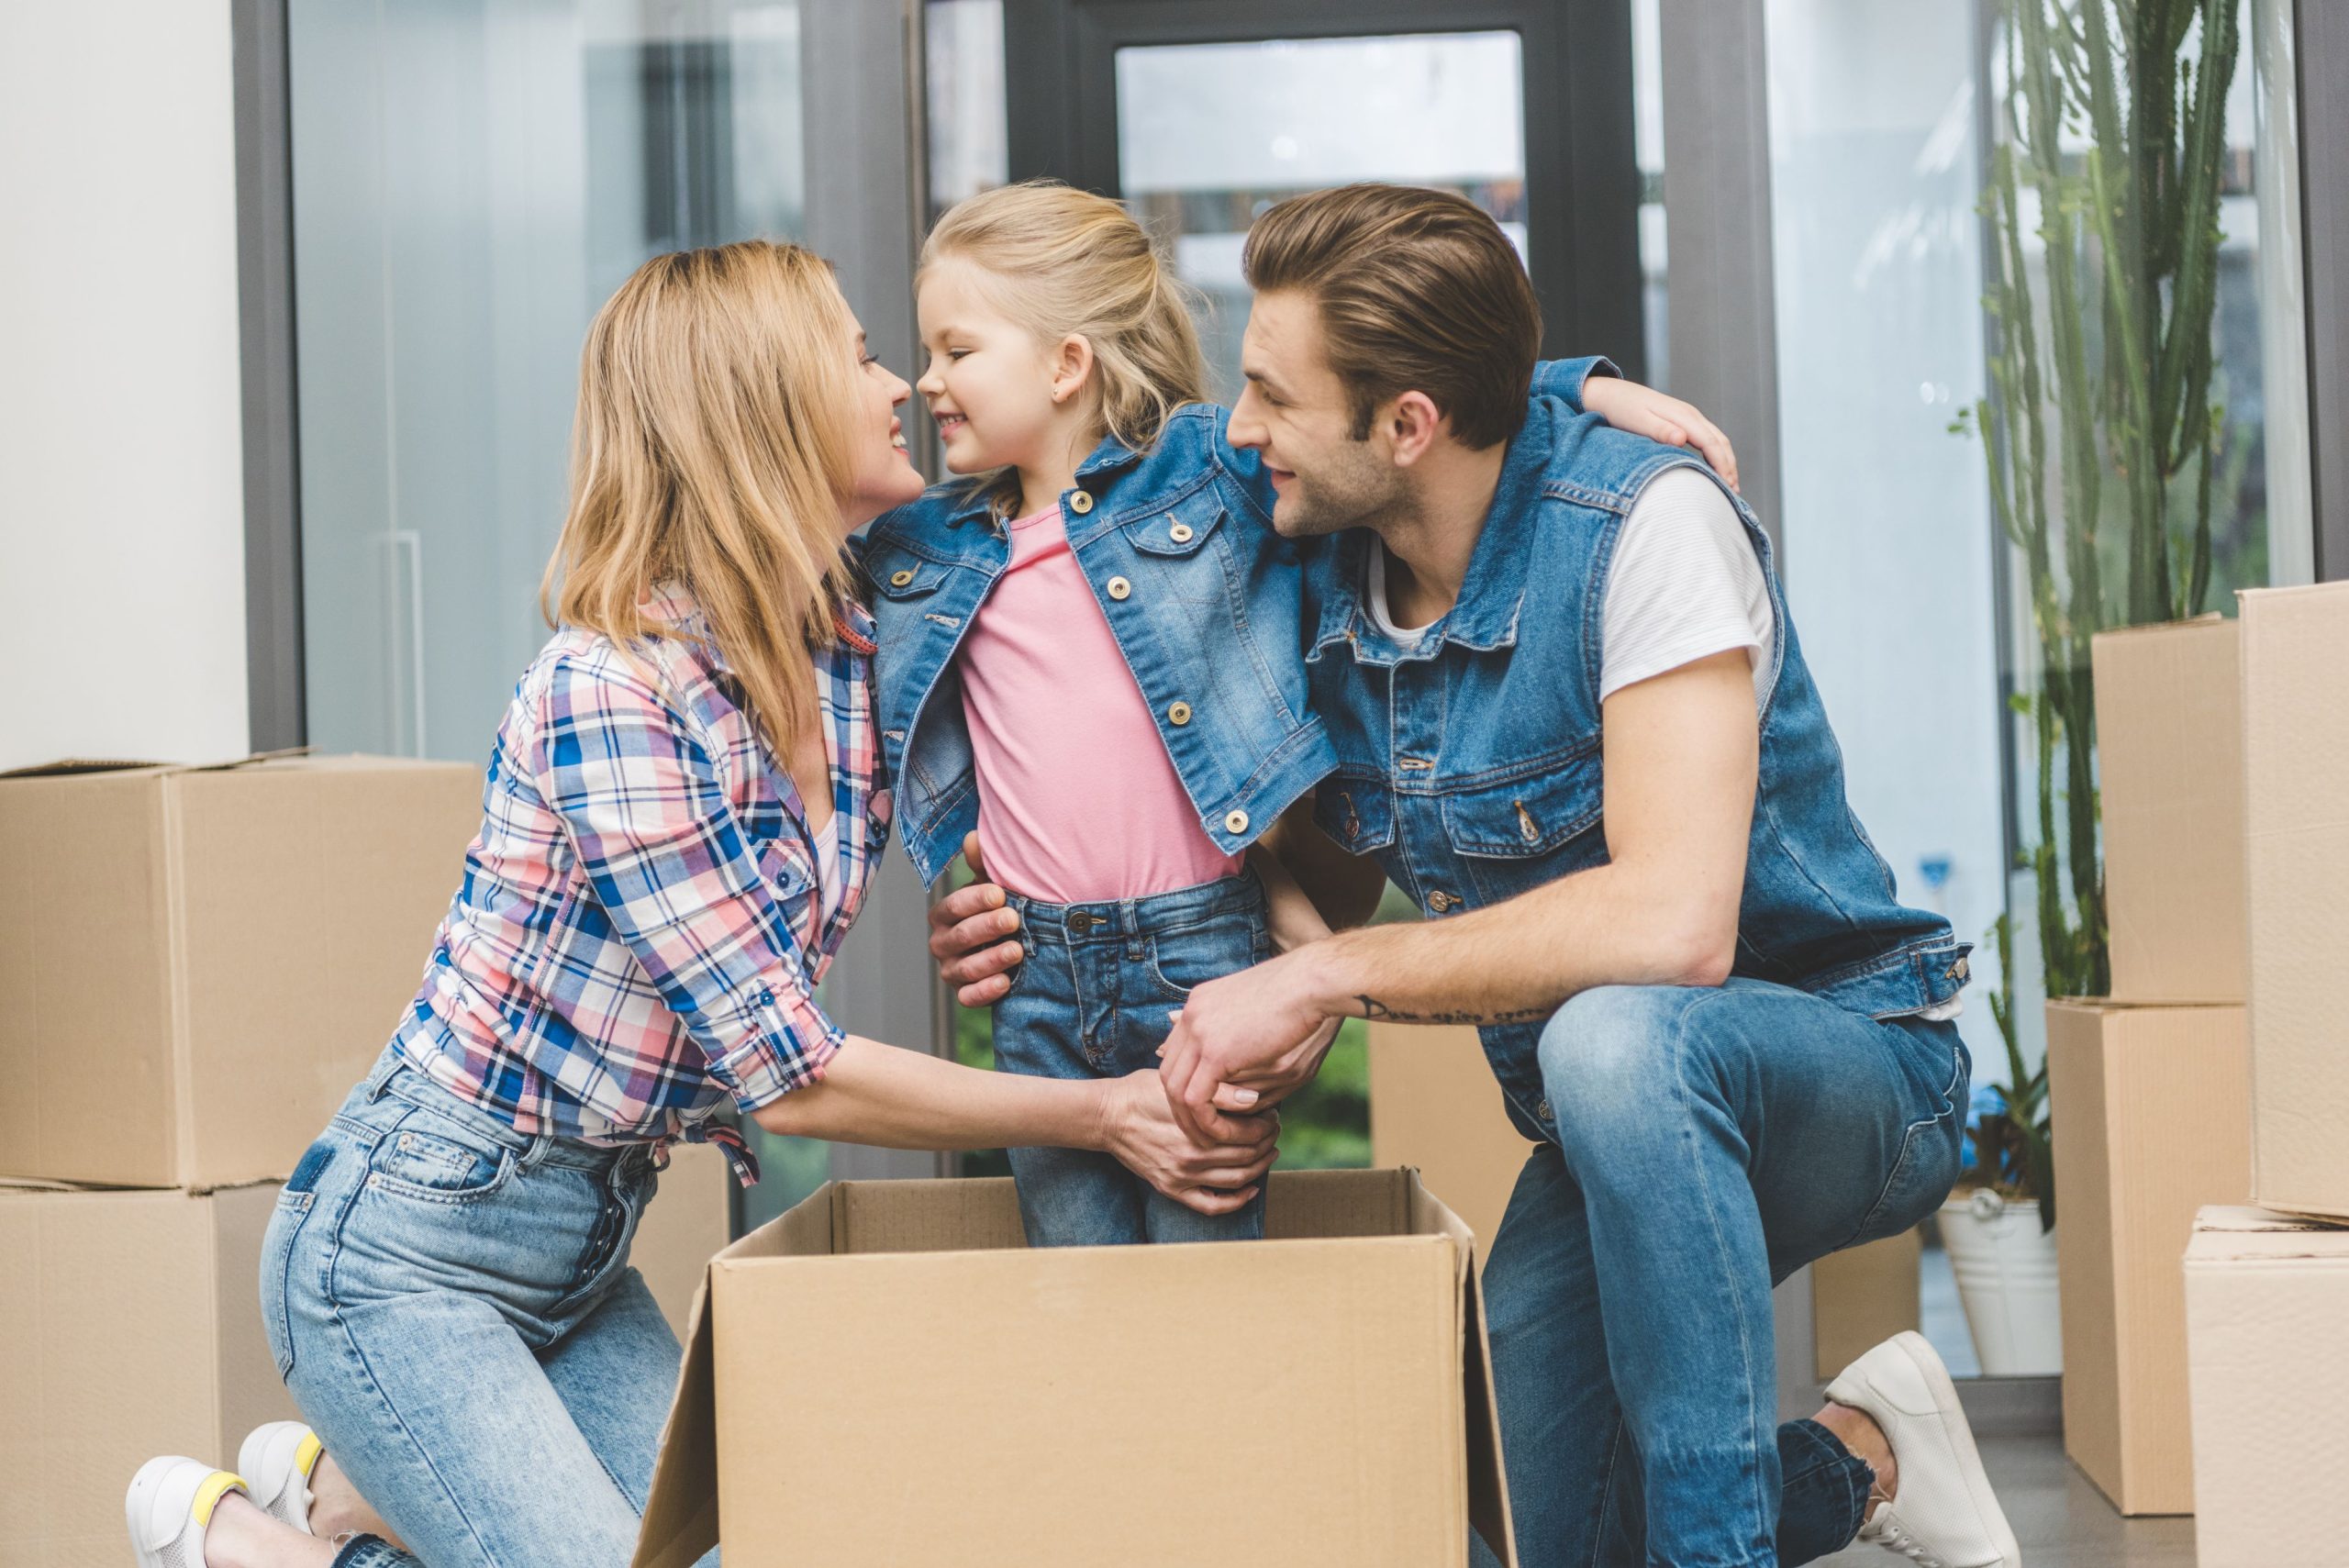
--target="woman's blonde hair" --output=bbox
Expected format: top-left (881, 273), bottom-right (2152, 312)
top-left (919, 180), bottom-right (1209, 458)
top-left (542, 239), bottom-right (859, 755)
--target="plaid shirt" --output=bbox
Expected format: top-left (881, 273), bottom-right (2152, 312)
top-left (391, 585), bottom-right (887, 1180)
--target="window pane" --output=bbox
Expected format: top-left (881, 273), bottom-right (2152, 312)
top-left (1115, 32), bottom-right (1528, 402)
top-left (289, 0), bottom-right (807, 764)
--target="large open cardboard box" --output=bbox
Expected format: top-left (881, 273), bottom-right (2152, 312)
top-left (2184, 1206), bottom-right (2349, 1566)
top-left (632, 1169), bottom-right (1514, 1568)
top-left (2045, 1000), bottom-right (2249, 1515)
top-left (0, 1182), bottom-right (299, 1565)
top-left (0, 755), bottom-right (482, 1188)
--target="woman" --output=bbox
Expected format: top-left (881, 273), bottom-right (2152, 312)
top-left (126, 240), bottom-right (1275, 1568)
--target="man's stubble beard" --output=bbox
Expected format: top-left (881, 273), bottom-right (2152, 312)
top-left (1271, 438), bottom-right (1412, 541)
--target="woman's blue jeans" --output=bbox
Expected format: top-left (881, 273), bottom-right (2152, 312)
top-left (259, 1047), bottom-right (711, 1568)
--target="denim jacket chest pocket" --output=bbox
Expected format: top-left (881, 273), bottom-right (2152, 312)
top-left (1119, 494), bottom-right (1228, 590)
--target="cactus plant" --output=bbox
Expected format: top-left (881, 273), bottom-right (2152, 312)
top-left (1967, 0), bottom-right (2242, 1008)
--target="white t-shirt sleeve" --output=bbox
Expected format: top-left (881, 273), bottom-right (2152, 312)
top-left (1598, 466), bottom-right (1776, 707)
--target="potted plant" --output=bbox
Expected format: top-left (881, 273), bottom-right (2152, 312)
top-left (1939, 917), bottom-right (2062, 1374)
top-left (1945, 0), bottom-right (2246, 1375)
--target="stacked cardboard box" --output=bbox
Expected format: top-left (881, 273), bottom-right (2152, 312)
top-left (631, 1170), bottom-right (1517, 1568)
top-left (1366, 1021), bottom-right (1533, 1263)
top-left (2170, 584), bottom-right (2349, 1564)
top-left (0, 760), bottom-right (529, 1557)
top-left (2052, 620), bottom-right (2254, 1516)
top-left (2081, 584), bottom-right (2349, 1551)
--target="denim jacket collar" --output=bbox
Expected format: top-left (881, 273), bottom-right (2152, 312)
top-left (941, 430), bottom-right (1152, 528)
top-left (1308, 396), bottom-right (1556, 664)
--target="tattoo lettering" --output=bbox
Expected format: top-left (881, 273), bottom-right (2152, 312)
top-left (1353, 995), bottom-right (1552, 1027)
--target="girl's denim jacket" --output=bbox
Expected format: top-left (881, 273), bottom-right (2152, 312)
top-left (857, 360), bottom-right (1610, 884)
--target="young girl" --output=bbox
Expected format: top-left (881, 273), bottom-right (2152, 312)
top-left (863, 182), bottom-right (1720, 1249)
top-left (124, 239), bottom-right (1273, 1568)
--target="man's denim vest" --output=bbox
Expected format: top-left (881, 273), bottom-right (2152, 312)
top-left (859, 406), bottom-right (1337, 884)
top-left (1302, 380), bottom-right (1970, 1144)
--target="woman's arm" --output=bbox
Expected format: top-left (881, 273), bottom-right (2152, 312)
top-left (753, 1040), bottom-right (1279, 1214)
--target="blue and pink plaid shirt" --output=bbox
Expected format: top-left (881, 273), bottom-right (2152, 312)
top-left (390, 584), bottom-right (888, 1182)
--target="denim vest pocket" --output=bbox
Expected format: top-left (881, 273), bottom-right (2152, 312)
top-left (1439, 766), bottom-right (1602, 859)
top-left (370, 1122), bottom-right (518, 1205)
top-left (1311, 773), bottom-right (1396, 855)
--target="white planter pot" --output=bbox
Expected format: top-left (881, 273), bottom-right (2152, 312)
top-left (1936, 1188), bottom-right (2063, 1376)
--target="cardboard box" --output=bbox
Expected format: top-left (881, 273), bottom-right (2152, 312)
top-left (0, 755), bottom-right (482, 1188)
top-left (632, 1170), bottom-right (1515, 1568)
top-left (0, 1182), bottom-right (299, 1565)
top-left (1367, 1021), bottom-right (1537, 1263)
top-left (2240, 583), bottom-right (2349, 1219)
top-left (2091, 616), bottom-right (2244, 1003)
top-left (2184, 1206), bottom-right (2349, 1566)
top-left (2045, 1000), bottom-right (2250, 1515)
top-left (1811, 1227), bottom-right (1920, 1381)
top-left (633, 1140), bottom-right (733, 1340)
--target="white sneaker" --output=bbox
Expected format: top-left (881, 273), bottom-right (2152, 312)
top-left (125, 1456), bottom-right (248, 1568)
top-left (1825, 1330), bottom-right (2022, 1568)
top-left (237, 1420), bottom-right (322, 1534)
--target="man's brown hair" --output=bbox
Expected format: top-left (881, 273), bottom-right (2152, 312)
top-left (1241, 183), bottom-right (1541, 450)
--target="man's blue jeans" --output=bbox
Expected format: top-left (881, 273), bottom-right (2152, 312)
top-left (1482, 980), bottom-right (1969, 1567)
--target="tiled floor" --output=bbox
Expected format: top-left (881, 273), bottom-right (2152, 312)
top-left (1816, 1433), bottom-right (2198, 1567)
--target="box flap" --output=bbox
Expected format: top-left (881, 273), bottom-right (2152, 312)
top-left (0, 759), bottom-right (174, 780)
top-left (631, 1216), bottom-right (804, 1568)
top-left (2188, 1205), bottom-right (2349, 1265)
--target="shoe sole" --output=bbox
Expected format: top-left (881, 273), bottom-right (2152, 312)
top-left (1887, 1330), bottom-right (2024, 1568)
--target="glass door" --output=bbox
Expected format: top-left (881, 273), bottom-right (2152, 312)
top-left (1003, 0), bottom-right (1647, 381)
top-left (286, 0), bottom-right (932, 1231)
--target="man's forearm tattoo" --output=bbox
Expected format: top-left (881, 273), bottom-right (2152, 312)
top-left (1353, 995), bottom-right (1553, 1027)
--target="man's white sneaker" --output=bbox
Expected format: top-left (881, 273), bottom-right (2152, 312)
top-left (125, 1456), bottom-right (248, 1568)
top-left (237, 1420), bottom-right (322, 1534)
top-left (1825, 1330), bottom-right (2022, 1568)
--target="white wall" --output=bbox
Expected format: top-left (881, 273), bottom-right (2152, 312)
top-left (0, 3), bottom-right (250, 771)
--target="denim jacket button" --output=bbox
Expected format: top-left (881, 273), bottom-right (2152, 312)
top-left (1068, 490), bottom-right (1095, 515)
top-left (1168, 521), bottom-right (1194, 543)
top-left (1106, 576), bottom-right (1132, 601)
top-left (1428, 891), bottom-right (1453, 913)
top-left (888, 569), bottom-right (915, 587)
top-left (1223, 808), bottom-right (1250, 835)
top-left (1167, 701), bottom-right (1192, 726)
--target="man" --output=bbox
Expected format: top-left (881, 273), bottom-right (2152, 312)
top-left (938, 184), bottom-right (2015, 1568)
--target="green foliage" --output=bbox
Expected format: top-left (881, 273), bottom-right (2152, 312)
top-left (949, 981), bottom-right (1371, 1176)
top-left (1979, 914), bottom-right (2057, 1231)
top-left (1969, 0), bottom-right (2243, 1012)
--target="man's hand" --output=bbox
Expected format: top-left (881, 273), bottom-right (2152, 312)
top-left (1583, 376), bottom-right (1741, 494)
top-left (1098, 1068), bottom-right (1280, 1215)
top-left (929, 832), bottom-right (1022, 1006)
top-left (1156, 949), bottom-right (1340, 1144)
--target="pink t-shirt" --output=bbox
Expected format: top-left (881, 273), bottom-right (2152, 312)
top-left (956, 505), bottom-right (1241, 904)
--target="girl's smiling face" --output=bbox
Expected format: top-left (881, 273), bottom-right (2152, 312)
top-left (914, 256), bottom-right (1079, 477)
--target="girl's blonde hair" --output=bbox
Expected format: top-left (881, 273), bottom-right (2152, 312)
top-left (542, 239), bottom-right (859, 754)
top-left (920, 180), bottom-right (1209, 457)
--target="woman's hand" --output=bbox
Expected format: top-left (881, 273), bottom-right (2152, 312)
top-left (930, 832), bottom-right (1023, 1006)
top-left (1097, 1068), bottom-right (1280, 1215)
top-left (1581, 376), bottom-right (1741, 493)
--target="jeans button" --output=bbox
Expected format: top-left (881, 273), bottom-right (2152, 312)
top-left (1536, 1098), bottom-right (1553, 1124)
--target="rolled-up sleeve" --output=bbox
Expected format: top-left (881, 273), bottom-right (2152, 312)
top-left (533, 654), bottom-right (841, 1114)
